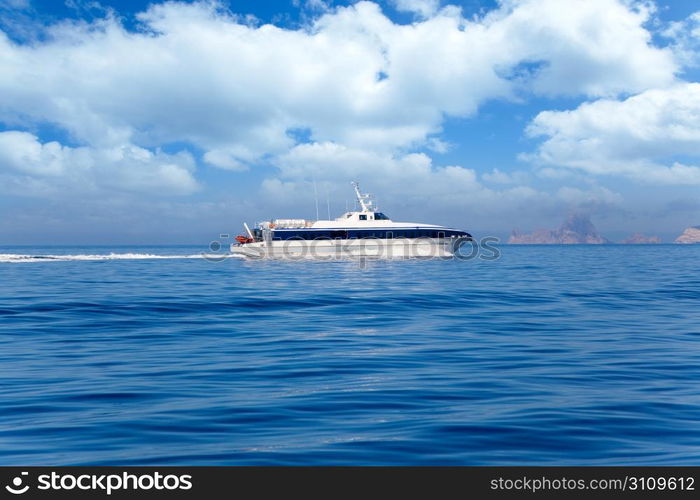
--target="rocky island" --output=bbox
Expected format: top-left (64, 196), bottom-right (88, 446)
top-left (675, 226), bottom-right (700, 244)
top-left (509, 214), bottom-right (610, 244)
top-left (622, 233), bottom-right (661, 244)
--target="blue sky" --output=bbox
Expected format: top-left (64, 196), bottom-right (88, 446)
top-left (1, 0), bottom-right (700, 244)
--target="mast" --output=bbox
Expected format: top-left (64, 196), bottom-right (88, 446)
top-left (243, 222), bottom-right (254, 239)
top-left (313, 179), bottom-right (320, 220)
top-left (351, 181), bottom-right (375, 212)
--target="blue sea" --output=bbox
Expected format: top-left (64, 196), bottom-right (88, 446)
top-left (1, 244), bottom-right (699, 465)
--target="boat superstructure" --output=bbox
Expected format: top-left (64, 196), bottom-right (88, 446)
top-left (231, 182), bottom-right (472, 259)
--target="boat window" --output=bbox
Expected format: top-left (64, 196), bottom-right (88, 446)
top-left (359, 214), bottom-right (367, 221)
top-left (374, 212), bottom-right (389, 220)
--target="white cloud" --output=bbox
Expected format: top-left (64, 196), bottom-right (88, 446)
top-left (482, 0), bottom-right (675, 97)
top-left (0, 0), bottom-right (686, 235)
top-left (261, 140), bottom-right (622, 228)
top-left (0, 0), bottom-right (677, 172)
top-left (481, 168), bottom-right (529, 185)
top-left (202, 149), bottom-right (250, 171)
top-left (555, 185), bottom-right (623, 208)
top-left (391, 0), bottom-right (440, 19)
top-left (271, 141), bottom-right (482, 198)
top-left (2, 0), bottom-right (697, 242)
top-left (2, 0), bottom-right (30, 10)
top-left (525, 83), bottom-right (700, 185)
top-left (662, 10), bottom-right (700, 68)
top-left (266, 141), bottom-right (528, 217)
top-left (294, 0), bottom-right (331, 12)
top-left (424, 137), bottom-right (450, 154)
top-left (0, 131), bottom-right (198, 196)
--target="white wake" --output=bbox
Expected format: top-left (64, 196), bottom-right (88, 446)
top-left (0, 253), bottom-right (245, 263)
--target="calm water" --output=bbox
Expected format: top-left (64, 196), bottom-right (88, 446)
top-left (1, 244), bottom-right (699, 465)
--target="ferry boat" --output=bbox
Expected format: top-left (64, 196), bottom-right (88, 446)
top-left (230, 182), bottom-right (472, 259)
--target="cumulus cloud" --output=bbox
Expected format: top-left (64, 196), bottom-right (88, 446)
top-left (0, 0), bottom-right (692, 241)
top-left (293, 0), bottom-right (331, 12)
top-left (271, 141), bottom-right (480, 195)
top-left (0, 0), bottom-right (677, 171)
top-left (266, 141), bottom-right (532, 210)
top-left (0, 131), bottom-right (198, 196)
top-left (2, 0), bottom-right (30, 10)
top-left (202, 149), bottom-right (250, 171)
top-left (662, 10), bottom-right (700, 68)
top-left (259, 140), bottom-right (623, 229)
top-left (391, 0), bottom-right (440, 19)
top-left (525, 83), bottom-right (700, 185)
top-left (555, 185), bottom-right (623, 209)
top-left (482, 0), bottom-right (675, 97)
top-left (481, 168), bottom-right (529, 185)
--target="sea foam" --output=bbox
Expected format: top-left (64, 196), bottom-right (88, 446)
top-left (0, 253), bottom-right (244, 263)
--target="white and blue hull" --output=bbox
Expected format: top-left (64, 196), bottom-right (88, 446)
top-left (230, 237), bottom-right (462, 259)
top-left (230, 182), bottom-right (472, 261)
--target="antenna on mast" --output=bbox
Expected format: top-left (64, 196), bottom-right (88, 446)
top-left (313, 179), bottom-right (319, 220)
top-left (351, 181), bottom-right (374, 212)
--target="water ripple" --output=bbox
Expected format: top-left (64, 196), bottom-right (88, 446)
top-left (0, 244), bottom-right (699, 464)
